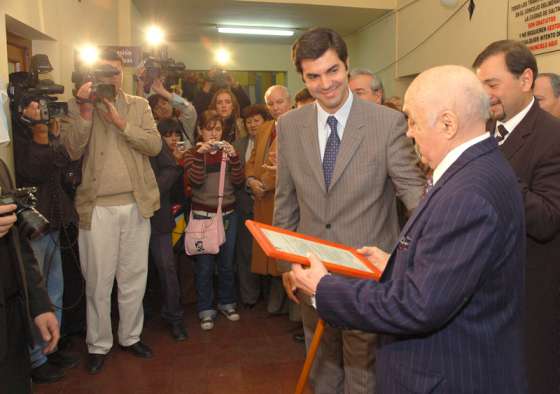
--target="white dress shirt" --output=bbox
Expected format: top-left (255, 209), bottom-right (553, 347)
top-left (495, 97), bottom-right (534, 145)
top-left (432, 133), bottom-right (491, 186)
top-left (245, 137), bottom-right (255, 163)
top-left (316, 90), bottom-right (353, 162)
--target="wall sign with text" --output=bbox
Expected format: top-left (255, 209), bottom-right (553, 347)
top-left (508, 0), bottom-right (560, 55)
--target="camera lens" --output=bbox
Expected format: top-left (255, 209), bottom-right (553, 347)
top-left (18, 207), bottom-right (50, 240)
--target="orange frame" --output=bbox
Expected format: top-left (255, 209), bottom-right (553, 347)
top-left (245, 220), bottom-right (382, 281)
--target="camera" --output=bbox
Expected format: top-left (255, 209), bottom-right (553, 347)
top-left (8, 54), bottom-right (68, 126)
top-left (210, 141), bottom-right (226, 151)
top-left (0, 187), bottom-right (50, 240)
top-left (142, 55), bottom-right (186, 93)
top-left (176, 141), bottom-right (187, 152)
top-left (72, 63), bottom-right (120, 103)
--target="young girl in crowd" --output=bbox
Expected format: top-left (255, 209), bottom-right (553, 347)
top-left (184, 110), bottom-right (244, 330)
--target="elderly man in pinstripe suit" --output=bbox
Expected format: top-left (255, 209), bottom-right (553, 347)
top-left (273, 28), bottom-right (425, 393)
top-left (291, 65), bottom-right (528, 394)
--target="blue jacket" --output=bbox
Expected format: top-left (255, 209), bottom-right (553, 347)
top-left (317, 137), bottom-right (527, 393)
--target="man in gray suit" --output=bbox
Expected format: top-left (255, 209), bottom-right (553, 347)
top-left (273, 28), bottom-right (425, 393)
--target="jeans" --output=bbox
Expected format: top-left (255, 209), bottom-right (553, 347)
top-left (29, 231), bottom-right (63, 368)
top-left (193, 211), bottom-right (238, 319)
top-left (149, 233), bottom-right (184, 323)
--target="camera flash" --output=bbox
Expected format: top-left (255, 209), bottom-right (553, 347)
top-left (79, 45), bottom-right (99, 66)
top-left (146, 26), bottom-right (165, 46)
top-left (215, 48), bottom-right (231, 66)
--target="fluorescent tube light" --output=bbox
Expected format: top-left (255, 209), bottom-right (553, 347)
top-left (218, 26), bottom-right (294, 37)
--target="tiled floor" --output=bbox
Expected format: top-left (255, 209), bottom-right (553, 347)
top-left (33, 303), bottom-right (313, 394)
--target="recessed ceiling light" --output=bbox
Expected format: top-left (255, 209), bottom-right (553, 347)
top-left (217, 26), bottom-right (294, 37)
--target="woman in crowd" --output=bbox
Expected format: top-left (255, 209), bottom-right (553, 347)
top-left (208, 88), bottom-right (247, 143)
top-left (148, 118), bottom-right (188, 341)
top-left (147, 78), bottom-right (198, 149)
top-left (233, 104), bottom-right (272, 308)
top-left (184, 110), bottom-right (244, 330)
top-left (245, 107), bottom-right (283, 314)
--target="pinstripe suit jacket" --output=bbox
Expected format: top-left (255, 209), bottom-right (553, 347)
top-left (316, 137), bottom-right (528, 393)
top-left (273, 97), bottom-right (425, 262)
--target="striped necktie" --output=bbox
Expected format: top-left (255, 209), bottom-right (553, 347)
top-left (323, 116), bottom-right (340, 190)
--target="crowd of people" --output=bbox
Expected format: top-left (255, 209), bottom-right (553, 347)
top-left (1, 25), bottom-right (560, 394)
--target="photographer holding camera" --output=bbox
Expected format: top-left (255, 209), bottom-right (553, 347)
top-left (144, 77), bottom-right (197, 150)
top-left (60, 49), bottom-right (161, 374)
top-left (0, 158), bottom-right (59, 394)
top-left (184, 110), bottom-right (244, 331)
top-left (12, 101), bottom-right (80, 384)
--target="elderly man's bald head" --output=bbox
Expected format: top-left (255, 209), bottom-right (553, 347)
top-left (406, 65), bottom-right (489, 129)
top-left (265, 85), bottom-right (292, 120)
top-left (404, 65), bottom-right (490, 170)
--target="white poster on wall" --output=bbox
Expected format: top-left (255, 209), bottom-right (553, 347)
top-left (508, 0), bottom-right (560, 55)
top-left (0, 81), bottom-right (10, 146)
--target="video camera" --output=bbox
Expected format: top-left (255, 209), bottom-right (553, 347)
top-left (8, 54), bottom-right (68, 126)
top-left (142, 55), bottom-right (186, 93)
top-left (0, 187), bottom-right (49, 240)
top-left (206, 68), bottom-right (231, 90)
top-left (71, 63), bottom-right (120, 103)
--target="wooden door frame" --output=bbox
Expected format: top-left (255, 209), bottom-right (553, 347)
top-left (7, 32), bottom-right (31, 72)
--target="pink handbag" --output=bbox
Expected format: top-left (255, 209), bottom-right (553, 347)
top-left (184, 153), bottom-right (227, 255)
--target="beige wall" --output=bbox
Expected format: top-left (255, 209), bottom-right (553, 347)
top-left (167, 40), bottom-right (305, 98)
top-left (347, 0), bottom-right (560, 99)
top-left (346, 12), bottom-right (413, 103)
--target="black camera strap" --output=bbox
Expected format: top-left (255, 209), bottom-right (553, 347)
top-left (19, 114), bottom-right (47, 126)
top-left (75, 97), bottom-right (94, 105)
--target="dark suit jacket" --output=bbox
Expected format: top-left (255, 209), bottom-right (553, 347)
top-left (149, 143), bottom-right (183, 234)
top-left (489, 101), bottom-right (560, 394)
top-left (0, 159), bottom-right (52, 360)
top-left (316, 138), bottom-right (527, 394)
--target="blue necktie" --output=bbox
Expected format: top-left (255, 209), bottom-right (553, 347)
top-left (323, 116), bottom-right (340, 190)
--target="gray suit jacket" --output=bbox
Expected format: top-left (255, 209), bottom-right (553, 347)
top-left (273, 97), bottom-right (425, 271)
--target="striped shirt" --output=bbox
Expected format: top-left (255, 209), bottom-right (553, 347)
top-left (184, 149), bottom-right (244, 212)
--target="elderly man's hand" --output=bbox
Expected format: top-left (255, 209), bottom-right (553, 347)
top-left (0, 204), bottom-right (17, 238)
top-left (34, 312), bottom-right (60, 354)
top-left (289, 253), bottom-right (329, 297)
top-left (357, 246), bottom-right (390, 272)
top-left (282, 272), bottom-right (300, 304)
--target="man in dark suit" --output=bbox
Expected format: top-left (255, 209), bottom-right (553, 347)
top-left (473, 39), bottom-right (560, 394)
top-left (274, 28), bottom-right (425, 393)
top-left (0, 158), bottom-right (59, 394)
top-left (290, 65), bottom-right (528, 393)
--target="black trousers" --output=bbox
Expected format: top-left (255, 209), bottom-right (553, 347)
top-left (0, 297), bottom-right (32, 394)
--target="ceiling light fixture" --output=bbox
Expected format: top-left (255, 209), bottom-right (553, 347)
top-left (78, 44), bottom-right (99, 65)
top-left (217, 26), bottom-right (294, 37)
top-left (145, 25), bottom-right (165, 46)
top-left (215, 48), bottom-right (231, 66)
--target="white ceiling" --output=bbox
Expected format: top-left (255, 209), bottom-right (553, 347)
top-left (132, 0), bottom-right (390, 44)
